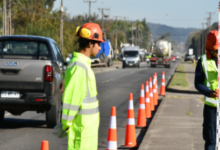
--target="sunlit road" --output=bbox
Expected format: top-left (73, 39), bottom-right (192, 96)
top-left (0, 60), bottom-right (180, 150)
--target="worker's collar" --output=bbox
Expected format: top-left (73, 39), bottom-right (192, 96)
top-left (73, 52), bottom-right (91, 64)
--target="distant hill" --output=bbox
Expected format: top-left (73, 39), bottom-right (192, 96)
top-left (147, 22), bottom-right (198, 44)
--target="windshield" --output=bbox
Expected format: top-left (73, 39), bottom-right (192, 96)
top-left (124, 51), bottom-right (139, 57)
top-left (0, 41), bottom-right (50, 59)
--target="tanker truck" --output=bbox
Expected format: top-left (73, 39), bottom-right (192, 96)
top-left (150, 40), bottom-right (171, 68)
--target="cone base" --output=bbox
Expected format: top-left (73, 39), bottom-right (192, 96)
top-left (119, 145), bottom-right (139, 149)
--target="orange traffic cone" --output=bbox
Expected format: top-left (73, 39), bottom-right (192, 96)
top-left (106, 107), bottom-right (117, 150)
top-left (154, 72), bottom-right (159, 101)
top-left (137, 84), bottom-right (146, 127)
top-left (124, 93), bottom-right (137, 147)
top-left (145, 81), bottom-right (151, 118)
top-left (41, 140), bottom-right (49, 150)
top-left (160, 71), bottom-right (166, 96)
top-left (153, 75), bottom-right (158, 106)
top-left (149, 77), bottom-right (155, 111)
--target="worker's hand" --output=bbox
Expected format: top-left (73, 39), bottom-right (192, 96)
top-left (53, 123), bottom-right (67, 138)
top-left (210, 90), bottom-right (217, 98)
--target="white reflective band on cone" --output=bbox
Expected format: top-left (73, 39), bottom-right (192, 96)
top-left (146, 86), bottom-right (149, 92)
top-left (139, 104), bottom-right (145, 109)
top-left (153, 89), bottom-right (156, 93)
top-left (127, 118), bottom-right (135, 125)
top-left (156, 85), bottom-right (158, 88)
top-left (162, 75), bottom-right (165, 79)
top-left (149, 82), bottom-right (152, 87)
top-left (140, 90), bottom-right (145, 97)
top-left (162, 82), bottom-right (165, 86)
top-left (150, 93), bottom-right (153, 97)
top-left (153, 79), bottom-right (156, 84)
top-left (145, 98), bottom-right (150, 103)
top-left (109, 116), bottom-right (116, 129)
top-left (106, 141), bottom-right (117, 149)
top-left (128, 100), bottom-right (134, 110)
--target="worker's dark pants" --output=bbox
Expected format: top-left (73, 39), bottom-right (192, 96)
top-left (203, 104), bottom-right (216, 150)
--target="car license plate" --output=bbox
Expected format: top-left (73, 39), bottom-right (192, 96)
top-left (1, 91), bottom-right (20, 98)
top-left (129, 63), bottom-right (133, 66)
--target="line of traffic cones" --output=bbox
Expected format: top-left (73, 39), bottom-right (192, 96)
top-left (106, 71), bottom-right (166, 149)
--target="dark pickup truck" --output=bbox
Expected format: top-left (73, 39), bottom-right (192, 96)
top-left (0, 35), bottom-right (66, 128)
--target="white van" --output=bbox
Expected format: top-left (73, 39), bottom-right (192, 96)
top-left (122, 46), bottom-right (140, 68)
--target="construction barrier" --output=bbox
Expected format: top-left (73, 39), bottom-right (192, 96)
top-left (41, 140), bottom-right (49, 150)
top-left (124, 93), bottom-right (137, 147)
top-left (145, 81), bottom-right (151, 118)
top-left (160, 71), bottom-right (166, 96)
top-left (153, 75), bottom-right (158, 106)
top-left (149, 77), bottom-right (155, 111)
top-left (106, 107), bottom-right (117, 150)
top-left (137, 84), bottom-right (146, 127)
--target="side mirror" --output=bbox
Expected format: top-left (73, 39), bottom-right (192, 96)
top-left (66, 57), bottom-right (71, 64)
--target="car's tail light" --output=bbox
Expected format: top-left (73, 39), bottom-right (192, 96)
top-left (36, 98), bottom-right (47, 101)
top-left (45, 65), bottom-right (53, 82)
top-left (151, 58), bottom-right (157, 60)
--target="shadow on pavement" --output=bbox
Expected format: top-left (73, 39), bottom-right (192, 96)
top-left (0, 118), bottom-right (46, 129)
top-left (166, 88), bottom-right (201, 95)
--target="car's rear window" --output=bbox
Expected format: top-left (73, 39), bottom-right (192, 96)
top-left (0, 40), bottom-right (51, 60)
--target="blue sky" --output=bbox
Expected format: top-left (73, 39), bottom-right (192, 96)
top-left (53, 0), bottom-right (219, 29)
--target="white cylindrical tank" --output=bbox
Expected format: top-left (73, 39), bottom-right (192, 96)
top-left (154, 40), bottom-right (169, 57)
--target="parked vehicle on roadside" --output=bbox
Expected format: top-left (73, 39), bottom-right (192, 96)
top-left (122, 46), bottom-right (140, 68)
top-left (184, 53), bottom-right (194, 62)
top-left (139, 49), bottom-right (146, 62)
top-left (0, 35), bottom-right (66, 128)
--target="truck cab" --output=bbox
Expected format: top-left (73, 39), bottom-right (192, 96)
top-left (122, 46), bottom-right (140, 68)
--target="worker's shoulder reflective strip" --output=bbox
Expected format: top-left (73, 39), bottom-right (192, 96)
top-left (205, 96), bottom-right (217, 105)
top-left (62, 114), bottom-right (76, 121)
top-left (78, 107), bottom-right (99, 115)
top-left (63, 103), bottom-right (79, 111)
top-left (202, 55), bottom-right (210, 87)
top-left (68, 61), bottom-right (87, 70)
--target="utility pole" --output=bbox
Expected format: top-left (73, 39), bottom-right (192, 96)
top-left (123, 17), bottom-right (128, 44)
top-left (60, 0), bottom-right (63, 54)
top-left (201, 23), bottom-right (204, 54)
top-left (114, 16), bottom-right (118, 55)
top-left (8, 0), bottom-right (12, 35)
top-left (84, 0), bottom-right (97, 21)
top-left (206, 12), bottom-right (215, 32)
top-left (3, 0), bottom-right (6, 35)
top-left (98, 8), bottom-right (110, 31)
top-left (131, 22), bottom-right (134, 45)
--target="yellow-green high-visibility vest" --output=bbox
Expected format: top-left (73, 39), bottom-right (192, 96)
top-left (61, 52), bottom-right (99, 150)
top-left (201, 54), bottom-right (218, 107)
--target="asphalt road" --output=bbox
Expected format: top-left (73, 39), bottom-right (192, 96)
top-left (0, 60), bottom-right (180, 150)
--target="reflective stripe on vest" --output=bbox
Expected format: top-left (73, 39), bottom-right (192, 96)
top-left (202, 55), bottom-right (210, 87)
top-left (62, 61), bottom-right (99, 121)
top-left (202, 54), bottom-right (217, 107)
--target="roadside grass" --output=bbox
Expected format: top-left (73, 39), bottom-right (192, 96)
top-left (168, 64), bottom-right (189, 90)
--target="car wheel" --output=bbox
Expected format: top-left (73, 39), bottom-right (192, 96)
top-left (46, 92), bottom-right (62, 128)
top-left (0, 110), bottom-right (5, 121)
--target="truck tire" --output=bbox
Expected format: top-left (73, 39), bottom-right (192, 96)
top-left (46, 92), bottom-right (62, 128)
top-left (0, 110), bottom-right (5, 121)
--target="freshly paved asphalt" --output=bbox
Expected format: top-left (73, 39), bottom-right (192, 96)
top-left (0, 60), bottom-right (179, 150)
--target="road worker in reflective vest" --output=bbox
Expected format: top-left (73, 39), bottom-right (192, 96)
top-left (195, 30), bottom-right (218, 150)
top-left (54, 23), bottom-right (104, 150)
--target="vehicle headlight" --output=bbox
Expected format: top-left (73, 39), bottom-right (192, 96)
top-left (123, 57), bottom-right (125, 60)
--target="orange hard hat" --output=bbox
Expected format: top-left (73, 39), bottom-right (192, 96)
top-left (75, 23), bottom-right (104, 43)
top-left (205, 30), bottom-right (218, 51)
